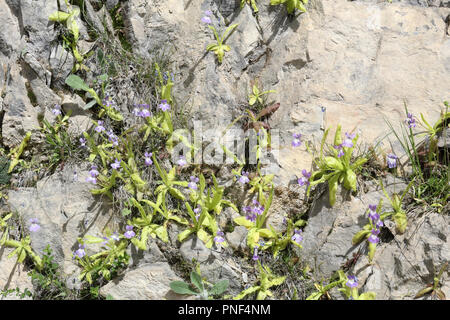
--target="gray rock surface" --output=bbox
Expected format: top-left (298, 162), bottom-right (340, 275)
top-left (7, 165), bottom-right (115, 277)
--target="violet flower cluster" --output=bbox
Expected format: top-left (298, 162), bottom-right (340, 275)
top-left (387, 153), bottom-right (398, 169)
top-left (243, 199), bottom-right (265, 223)
top-left (86, 165), bottom-right (99, 184)
top-left (367, 204), bottom-right (383, 244)
top-left (405, 113), bottom-right (416, 128)
top-left (297, 169), bottom-right (311, 187)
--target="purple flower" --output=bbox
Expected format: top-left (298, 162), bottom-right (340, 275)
top-left (204, 10), bottom-right (212, 16)
top-left (106, 130), bottom-right (119, 147)
top-left (95, 121), bottom-right (105, 133)
top-left (74, 244), bottom-right (86, 259)
top-left (246, 213), bottom-right (257, 222)
top-left (29, 218), bottom-right (40, 232)
top-left (239, 171), bottom-right (250, 184)
top-left (291, 229), bottom-right (303, 244)
top-left (368, 205), bottom-right (380, 222)
top-left (111, 232), bottom-right (120, 241)
top-left (252, 247), bottom-right (259, 261)
top-left (342, 132), bottom-right (355, 148)
top-left (387, 153), bottom-right (398, 169)
top-left (368, 234), bottom-right (379, 244)
top-left (201, 16), bottom-right (212, 24)
top-left (177, 155), bottom-right (187, 167)
top-left (111, 158), bottom-right (121, 170)
top-left (140, 108), bottom-right (151, 118)
top-left (124, 225), bottom-right (136, 239)
top-left (214, 231), bottom-right (225, 245)
top-left (144, 152), bottom-right (153, 166)
top-left (291, 133), bottom-right (302, 147)
top-left (132, 106), bottom-right (141, 116)
top-left (188, 176), bottom-right (199, 190)
top-left (79, 137), bottom-right (87, 147)
top-left (194, 206), bottom-right (201, 220)
top-left (52, 104), bottom-right (62, 116)
top-left (346, 275), bottom-right (358, 288)
top-left (405, 113), bottom-right (416, 128)
top-left (158, 99), bottom-right (171, 112)
top-left (298, 169), bottom-right (311, 187)
top-left (371, 228), bottom-right (380, 236)
top-left (86, 176), bottom-right (97, 184)
top-left (89, 165), bottom-right (99, 177)
top-left (376, 220), bottom-right (384, 228)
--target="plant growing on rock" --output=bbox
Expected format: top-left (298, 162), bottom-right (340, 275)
top-left (352, 200), bottom-right (385, 263)
top-left (241, 0), bottom-right (259, 14)
top-left (170, 270), bottom-right (229, 300)
top-left (1, 235), bottom-right (43, 271)
top-left (415, 262), bottom-right (447, 300)
top-left (306, 125), bottom-right (367, 206)
top-left (248, 82), bottom-right (276, 109)
top-left (203, 13), bottom-right (238, 64)
top-left (337, 271), bottom-right (376, 300)
top-left (127, 198), bottom-right (169, 250)
top-left (270, 0), bottom-right (308, 14)
top-left (65, 74), bottom-right (123, 121)
top-left (75, 234), bottom-right (129, 285)
top-left (8, 132), bottom-right (31, 173)
top-left (379, 179), bottom-right (414, 234)
top-left (233, 261), bottom-right (286, 300)
top-left (234, 189), bottom-right (276, 251)
top-left (49, 0), bottom-right (86, 71)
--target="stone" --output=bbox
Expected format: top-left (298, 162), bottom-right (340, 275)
top-left (353, 212), bottom-right (450, 300)
top-left (49, 45), bottom-right (75, 88)
top-left (7, 164), bottom-right (115, 277)
top-left (298, 174), bottom-right (408, 277)
top-left (100, 262), bottom-right (187, 300)
top-left (226, 225), bottom-right (247, 251)
top-left (0, 247), bottom-right (34, 300)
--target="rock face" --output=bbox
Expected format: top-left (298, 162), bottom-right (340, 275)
top-left (100, 262), bottom-right (187, 300)
top-left (7, 165), bottom-right (115, 277)
top-left (0, 0), bottom-right (448, 301)
top-left (0, 247), bottom-right (33, 300)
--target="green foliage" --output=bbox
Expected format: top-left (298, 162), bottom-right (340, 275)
top-left (1, 235), bottom-right (43, 271)
top-left (307, 125), bottom-right (367, 206)
top-left (414, 262), bottom-right (447, 300)
top-left (385, 102), bottom-right (449, 211)
top-left (170, 270), bottom-right (229, 300)
top-left (127, 197), bottom-right (170, 250)
top-left (65, 74), bottom-right (123, 121)
top-left (29, 245), bottom-right (68, 300)
top-left (0, 287), bottom-right (32, 299)
top-left (248, 82), bottom-right (275, 109)
top-left (352, 199), bottom-right (384, 262)
top-left (8, 132), bottom-right (31, 173)
top-left (270, 0), bottom-right (308, 14)
top-left (75, 234), bottom-right (129, 285)
top-left (41, 111), bottom-right (75, 171)
top-left (206, 24), bottom-right (238, 64)
top-left (241, 0), bottom-right (259, 14)
top-left (233, 261), bottom-right (286, 300)
top-left (234, 188), bottom-right (276, 250)
top-left (153, 155), bottom-right (188, 202)
top-left (379, 179), bottom-right (414, 234)
top-left (266, 218), bottom-right (306, 258)
top-left (0, 156), bottom-right (11, 185)
top-left (336, 271), bottom-right (376, 300)
top-left (306, 277), bottom-right (344, 300)
top-left (49, 0), bottom-right (86, 71)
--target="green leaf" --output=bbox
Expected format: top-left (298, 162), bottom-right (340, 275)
top-left (49, 11), bottom-right (70, 22)
top-left (324, 157), bottom-right (343, 171)
top-left (209, 280), bottom-right (229, 296)
top-left (65, 74), bottom-right (90, 91)
top-left (190, 271), bottom-right (204, 292)
top-left (170, 281), bottom-right (198, 295)
top-left (328, 174), bottom-right (339, 206)
top-left (234, 216), bottom-right (254, 228)
top-left (343, 169), bottom-right (357, 191)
